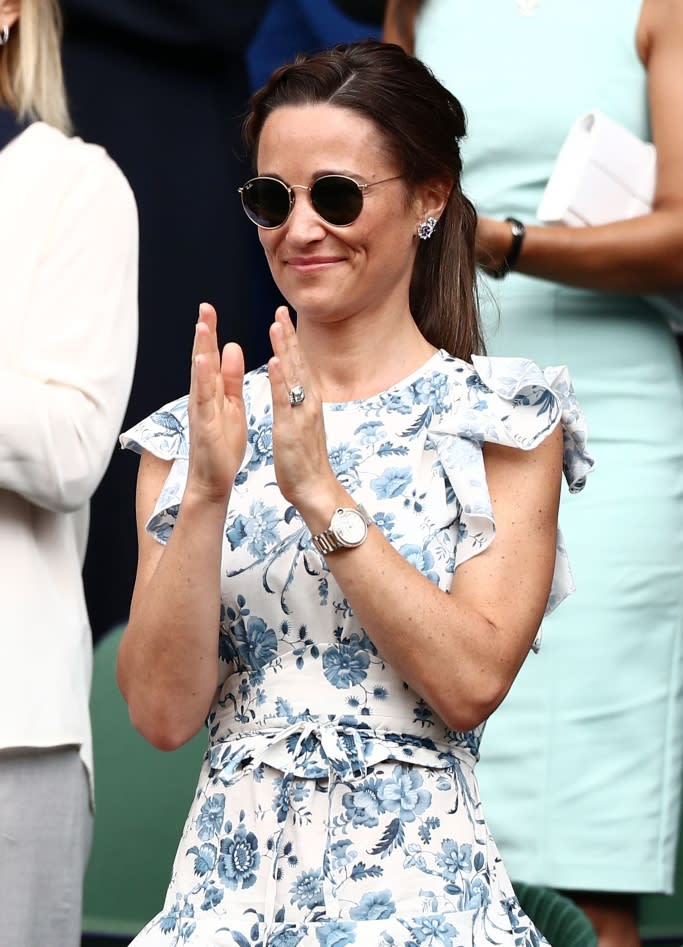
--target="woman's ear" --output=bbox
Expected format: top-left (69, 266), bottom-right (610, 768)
top-left (0, 0), bottom-right (20, 30)
top-left (414, 178), bottom-right (452, 229)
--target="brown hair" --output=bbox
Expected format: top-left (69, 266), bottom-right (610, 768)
top-left (243, 40), bottom-right (484, 360)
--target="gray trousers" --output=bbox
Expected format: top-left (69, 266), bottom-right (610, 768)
top-left (0, 745), bottom-right (93, 947)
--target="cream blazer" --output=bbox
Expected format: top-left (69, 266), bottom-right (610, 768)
top-left (0, 122), bottom-right (138, 801)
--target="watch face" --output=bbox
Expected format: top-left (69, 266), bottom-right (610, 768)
top-left (509, 219), bottom-right (525, 238)
top-left (331, 508), bottom-right (368, 546)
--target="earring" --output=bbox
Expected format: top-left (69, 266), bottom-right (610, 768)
top-left (0, 25), bottom-right (10, 45)
top-left (417, 216), bottom-right (437, 240)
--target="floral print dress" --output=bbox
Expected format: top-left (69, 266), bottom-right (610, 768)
top-left (120, 351), bottom-right (592, 947)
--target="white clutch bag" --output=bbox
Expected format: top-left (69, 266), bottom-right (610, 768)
top-left (537, 110), bottom-right (683, 323)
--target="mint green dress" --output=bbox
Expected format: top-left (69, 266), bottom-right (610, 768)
top-left (417, 0), bottom-right (683, 894)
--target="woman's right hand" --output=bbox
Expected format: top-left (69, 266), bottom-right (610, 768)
top-left (187, 302), bottom-right (247, 503)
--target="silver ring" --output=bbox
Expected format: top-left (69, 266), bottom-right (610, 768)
top-left (288, 384), bottom-right (306, 406)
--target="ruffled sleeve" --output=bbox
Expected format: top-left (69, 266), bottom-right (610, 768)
top-left (119, 395), bottom-right (191, 544)
top-left (429, 355), bottom-right (594, 623)
top-left (118, 369), bottom-right (268, 545)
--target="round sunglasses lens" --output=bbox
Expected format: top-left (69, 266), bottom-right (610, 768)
top-left (241, 179), bottom-right (290, 228)
top-left (311, 176), bottom-right (363, 226)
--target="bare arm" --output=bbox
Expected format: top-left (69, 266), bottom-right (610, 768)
top-left (478, 0), bottom-right (683, 293)
top-left (311, 432), bottom-right (563, 732)
top-left (382, 0), bottom-right (421, 51)
top-left (116, 304), bottom-right (247, 750)
top-left (270, 309), bottom-right (564, 733)
top-left (116, 454), bottom-right (228, 750)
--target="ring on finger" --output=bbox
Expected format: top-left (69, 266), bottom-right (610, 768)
top-left (288, 384), bottom-right (306, 407)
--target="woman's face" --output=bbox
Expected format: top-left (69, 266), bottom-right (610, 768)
top-left (255, 103), bottom-right (424, 327)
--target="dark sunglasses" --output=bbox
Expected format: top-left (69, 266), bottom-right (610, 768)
top-left (238, 174), bottom-right (402, 229)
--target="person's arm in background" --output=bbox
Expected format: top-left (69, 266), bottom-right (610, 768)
top-left (386, 0), bottom-right (683, 295)
top-left (382, 0), bottom-right (421, 46)
top-left (475, 0), bottom-right (683, 292)
top-left (0, 151), bottom-right (138, 512)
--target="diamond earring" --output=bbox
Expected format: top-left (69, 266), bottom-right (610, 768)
top-left (417, 216), bottom-right (437, 240)
top-left (0, 25), bottom-right (10, 46)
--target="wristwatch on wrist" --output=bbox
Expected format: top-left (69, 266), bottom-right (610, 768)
top-left (311, 504), bottom-right (373, 554)
top-left (489, 217), bottom-right (526, 279)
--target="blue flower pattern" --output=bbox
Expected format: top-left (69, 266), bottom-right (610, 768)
top-left (120, 352), bottom-right (593, 946)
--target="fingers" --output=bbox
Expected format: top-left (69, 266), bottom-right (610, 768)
top-left (267, 353), bottom-right (289, 412)
top-left (197, 301), bottom-right (217, 332)
top-left (191, 304), bottom-right (245, 407)
top-left (197, 302), bottom-right (220, 373)
top-left (191, 350), bottom-right (218, 427)
top-left (267, 309), bottom-right (332, 507)
top-left (190, 304), bottom-right (221, 419)
top-left (270, 307), bottom-right (300, 374)
top-left (192, 305), bottom-right (218, 370)
top-left (268, 306), bottom-right (309, 407)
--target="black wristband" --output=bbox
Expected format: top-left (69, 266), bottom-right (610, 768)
top-left (489, 217), bottom-right (526, 279)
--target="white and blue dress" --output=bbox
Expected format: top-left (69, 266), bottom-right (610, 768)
top-left (121, 351), bottom-right (592, 947)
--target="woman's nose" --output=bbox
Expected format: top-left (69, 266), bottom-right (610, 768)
top-left (285, 186), bottom-right (326, 241)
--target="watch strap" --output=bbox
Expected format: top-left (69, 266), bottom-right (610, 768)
top-left (489, 217), bottom-right (526, 279)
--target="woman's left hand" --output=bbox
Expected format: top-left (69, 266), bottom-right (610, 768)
top-left (267, 307), bottom-right (337, 511)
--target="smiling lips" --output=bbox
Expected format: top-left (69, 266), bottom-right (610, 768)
top-left (285, 256), bottom-right (345, 271)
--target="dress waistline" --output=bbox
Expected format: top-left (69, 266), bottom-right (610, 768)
top-left (206, 718), bottom-right (477, 786)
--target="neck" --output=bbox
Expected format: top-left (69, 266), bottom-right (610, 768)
top-left (295, 307), bottom-right (437, 403)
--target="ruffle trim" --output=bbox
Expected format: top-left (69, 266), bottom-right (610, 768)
top-left (471, 355), bottom-right (591, 493)
top-left (428, 355), bottom-right (593, 623)
top-left (119, 395), bottom-right (190, 544)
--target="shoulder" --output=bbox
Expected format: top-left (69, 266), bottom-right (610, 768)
top-left (637, 0), bottom-right (683, 63)
top-left (10, 123), bottom-right (136, 219)
top-left (11, 123), bottom-right (120, 177)
top-left (443, 352), bottom-right (568, 433)
top-left (120, 395), bottom-right (190, 461)
top-left (428, 352), bottom-right (593, 494)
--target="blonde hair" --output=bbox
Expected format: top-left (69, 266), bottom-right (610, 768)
top-left (0, 0), bottom-right (71, 134)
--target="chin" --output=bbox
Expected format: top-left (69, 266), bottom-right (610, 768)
top-left (283, 290), bottom-right (344, 322)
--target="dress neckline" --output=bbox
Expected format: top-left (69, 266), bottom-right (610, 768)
top-left (321, 349), bottom-right (449, 409)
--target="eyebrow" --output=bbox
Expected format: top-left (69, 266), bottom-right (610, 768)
top-left (312, 169), bottom-right (363, 180)
top-left (256, 169), bottom-right (368, 184)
